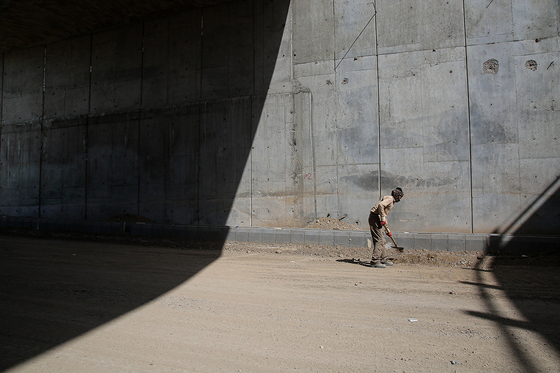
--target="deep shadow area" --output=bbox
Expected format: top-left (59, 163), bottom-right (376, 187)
top-left (0, 0), bottom-right (292, 370)
top-left (0, 235), bottom-right (222, 371)
top-left (466, 177), bottom-right (560, 371)
top-left (0, 0), bottom-right (235, 53)
top-left (465, 259), bottom-right (560, 372)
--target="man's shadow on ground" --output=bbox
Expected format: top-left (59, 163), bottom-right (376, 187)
top-left (337, 258), bottom-right (372, 267)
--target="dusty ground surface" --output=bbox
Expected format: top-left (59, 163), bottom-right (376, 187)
top-left (1, 230), bottom-right (560, 372)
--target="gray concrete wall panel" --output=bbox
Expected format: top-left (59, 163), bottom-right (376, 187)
top-left (340, 61), bottom-right (378, 219)
top-left (468, 38), bottom-right (560, 233)
top-left (0, 123), bottom-right (41, 217)
top-left (0, 53), bottom-right (3, 121)
top-left (468, 43), bottom-right (519, 147)
top-left (466, 0), bottom-right (558, 45)
top-left (379, 48), bottom-right (469, 152)
top-left (40, 118), bottom-right (87, 220)
top-left (333, 0), bottom-right (377, 61)
top-left (335, 56), bottom-right (379, 165)
top-left (168, 11), bottom-right (202, 105)
top-left (86, 114), bottom-right (140, 220)
top-left (465, 0), bottom-right (515, 45)
top-left (200, 5), bottom-right (230, 101)
top-left (471, 142), bottom-right (522, 232)
top-left (224, 1), bottom-right (255, 98)
top-left (224, 96), bottom-right (256, 227)
top-left (310, 165), bottom-right (339, 221)
top-left (515, 40), bottom-right (560, 160)
top-left (292, 90), bottom-right (320, 222)
top-left (292, 54), bottom-right (382, 225)
top-left (511, 0), bottom-right (559, 41)
top-left (198, 98), bottom-right (253, 225)
top-left (337, 164), bottom-right (378, 227)
top-left (2, 47), bottom-right (44, 124)
top-left (165, 105), bottom-right (201, 225)
top-left (90, 26), bottom-right (143, 114)
top-left (141, 18), bottom-right (172, 109)
top-left (376, 0), bottom-right (465, 55)
top-left (138, 112), bottom-right (169, 223)
top-left (228, 163), bottom-right (252, 226)
top-left (200, 1), bottom-right (254, 100)
top-left (293, 62), bottom-right (339, 222)
top-left (292, 0), bottom-right (335, 64)
top-left (294, 70), bottom-right (337, 165)
top-left (255, 0), bottom-right (293, 95)
top-left (250, 93), bottom-right (301, 227)
top-left (378, 47), bottom-right (472, 232)
top-left (44, 36), bottom-right (91, 119)
top-left (468, 42), bottom-right (522, 233)
top-left (514, 38), bottom-right (560, 234)
top-left (332, 53), bottom-right (379, 230)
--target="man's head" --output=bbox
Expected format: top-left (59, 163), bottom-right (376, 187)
top-left (391, 187), bottom-right (404, 202)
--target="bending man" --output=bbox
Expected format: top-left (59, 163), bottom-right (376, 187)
top-left (368, 187), bottom-right (404, 268)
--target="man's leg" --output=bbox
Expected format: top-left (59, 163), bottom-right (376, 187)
top-left (368, 213), bottom-right (386, 265)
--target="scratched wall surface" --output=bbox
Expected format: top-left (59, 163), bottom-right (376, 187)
top-left (286, 0), bottom-right (560, 233)
top-left (467, 0), bottom-right (560, 235)
top-left (0, 0), bottom-right (559, 234)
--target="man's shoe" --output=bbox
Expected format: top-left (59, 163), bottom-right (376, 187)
top-left (370, 263), bottom-right (386, 268)
top-left (382, 261), bottom-right (394, 266)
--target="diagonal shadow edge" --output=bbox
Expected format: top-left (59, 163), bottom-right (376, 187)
top-left (467, 174), bottom-right (560, 370)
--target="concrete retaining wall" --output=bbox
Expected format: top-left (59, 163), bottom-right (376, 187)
top-left (1, 0), bottom-right (559, 238)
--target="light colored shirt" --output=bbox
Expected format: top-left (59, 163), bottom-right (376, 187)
top-left (370, 195), bottom-right (395, 222)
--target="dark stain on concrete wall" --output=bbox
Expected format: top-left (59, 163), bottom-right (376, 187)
top-left (483, 58), bottom-right (499, 74)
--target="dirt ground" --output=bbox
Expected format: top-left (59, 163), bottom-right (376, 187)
top-left (1, 228), bottom-right (560, 372)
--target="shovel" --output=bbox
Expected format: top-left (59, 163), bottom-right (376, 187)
top-left (383, 224), bottom-right (404, 252)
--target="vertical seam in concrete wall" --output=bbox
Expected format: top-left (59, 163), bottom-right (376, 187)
top-left (332, 0), bottom-right (336, 71)
top-left (165, 18), bottom-right (171, 224)
top-left (374, 0), bottom-right (381, 200)
top-left (196, 103), bottom-right (201, 226)
top-left (85, 34), bottom-right (93, 220)
top-left (510, 0), bottom-right (521, 220)
top-left (0, 53), bottom-right (3, 135)
top-left (332, 0), bottom-right (340, 215)
top-left (249, 99), bottom-right (253, 227)
top-left (462, 0), bottom-right (474, 233)
top-left (139, 22), bottom-right (145, 217)
top-left (199, 12), bottom-right (204, 102)
top-left (39, 46), bottom-right (46, 218)
top-left (197, 12), bottom-right (204, 225)
top-left (166, 17), bottom-right (171, 108)
top-left (310, 93), bottom-right (317, 219)
top-left (250, 0), bottom-right (255, 227)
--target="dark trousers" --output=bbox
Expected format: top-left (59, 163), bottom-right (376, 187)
top-left (368, 212), bottom-right (388, 264)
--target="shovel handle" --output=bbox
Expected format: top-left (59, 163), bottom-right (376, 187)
top-left (383, 224), bottom-right (403, 250)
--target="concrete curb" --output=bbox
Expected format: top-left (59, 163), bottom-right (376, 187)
top-left (1, 216), bottom-right (558, 253)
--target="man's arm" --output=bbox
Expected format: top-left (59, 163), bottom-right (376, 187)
top-left (378, 196), bottom-right (393, 223)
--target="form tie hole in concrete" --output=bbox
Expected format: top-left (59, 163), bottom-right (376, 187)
top-left (483, 59), bottom-right (499, 74)
top-left (525, 60), bottom-right (538, 71)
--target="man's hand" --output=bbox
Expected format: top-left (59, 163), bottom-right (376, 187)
top-left (380, 220), bottom-right (386, 225)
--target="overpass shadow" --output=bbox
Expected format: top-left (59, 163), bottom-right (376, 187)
top-left (0, 235), bottom-right (223, 371)
top-left (464, 176), bottom-right (560, 371)
top-left (0, 0), bottom-right (291, 370)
